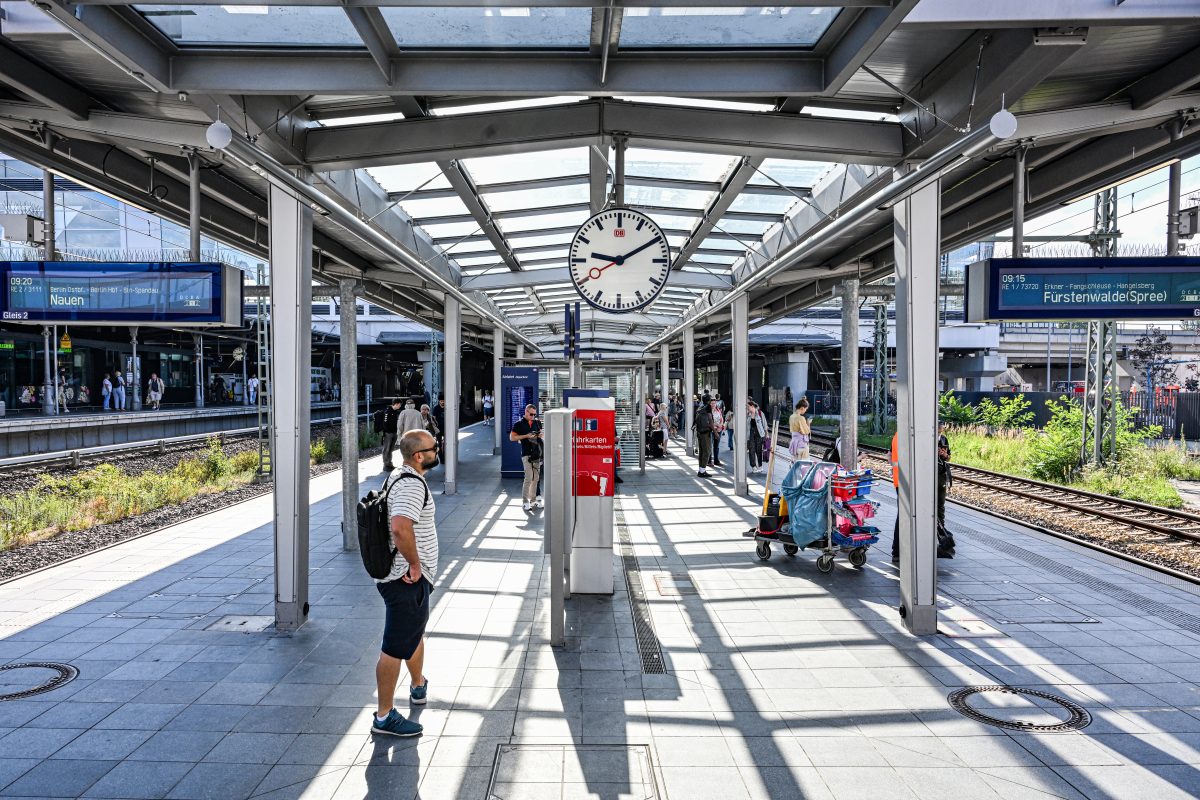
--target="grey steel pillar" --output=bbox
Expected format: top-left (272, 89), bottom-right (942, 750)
top-left (1012, 145), bottom-right (1027, 257)
top-left (444, 297), bottom-right (461, 495)
top-left (339, 278), bottom-right (360, 552)
top-left (638, 363), bottom-right (646, 474)
top-left (839, 279), bottom-right (859, 470)
top-left (732, 294), bottom-right (749, 495)
top-left (41, 172), bottom-right (55, 261)
top-left (187, 151), bottom-right (202, 260)
top-left (516, 343), bottom-right (525, 360)
top-left (241, 346), bottom-right (248, 406)
top-left (493, 327), bottom-right (503, 455)
top-left (871, 303), bottom-right (888, 435)
top-left (193, 334), bottom-right (204, 408)
top-left (269, 181), bottom-right (314, 631)
top-left (1168, 120), bottom-right (1183, 256)
top-left (41, 326), bottom-right (54, 415)
top-left (660, 343), bottom-right (669, 399)
top-left (130, 327), bottom-right (141, 411)
top-left (683, 326), bottom-right (695, 455)
top-left (892, 167), bottom-right (941, 636)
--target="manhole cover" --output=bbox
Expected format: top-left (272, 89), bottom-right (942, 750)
top-left (0, 662), bottom-right (79, 701)
top-left (205, 615), bottom-right (274, 633)
top-left (948, 686), bottom-right (1091, 732)
top-left (487, 744), bottom-right (659, 800)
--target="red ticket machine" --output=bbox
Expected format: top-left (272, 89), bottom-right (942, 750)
top-left (567, 396), bottom-right (615, 594)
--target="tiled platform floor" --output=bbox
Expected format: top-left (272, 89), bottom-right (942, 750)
top-left (0, 425), bottom-right (1198, 798)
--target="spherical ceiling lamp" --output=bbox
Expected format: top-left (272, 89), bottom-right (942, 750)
top-left (989, 108), bottom-right (1018, 140)
top-left (206, 118), bottom-right (233, 150)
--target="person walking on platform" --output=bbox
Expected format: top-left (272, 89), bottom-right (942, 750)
top-left (433, 396), bottom-right (445, 454)
top-left (114, 370), bottom-right (127, 411)
top-left (397, 399), bottom-right (424, 439)
top-left (657, 402), bottom-right (672, 455)
top-left (747, 400), bottom-right (767, 474)
top-left (710, 397), bottom-right (725, 468)
top-left (482, 390), bottom-right (494, 426)
top-left (510, 404), bottom-right (543, 512)
top-left (247, 375), bottom-right (259, 405)
top-left (372, 429), bottom-right (440, 738)
top-left (147, 373), bottom-right (164, 411)
top-left (381, 397), bottom-right (403, 472)
top-left (890, 424), bottom-right (955, 563)
top-left (890, 431), bottom-right (901, 563)
top-left (692, 395), bottom-right (715, 479)
top-left (420, 403), bottom-right (440, 444)
top-left (789, 397), bottom-right (811, 459)
top-left (101, 373), bottom-right (113, 411)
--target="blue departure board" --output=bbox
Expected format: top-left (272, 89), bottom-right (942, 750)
top-left (0, 261), bottom-right (242, 325)
top-left (501, 367), bottom-right (538, 478)
top-left (966, 257), bottom-right (1200, 322)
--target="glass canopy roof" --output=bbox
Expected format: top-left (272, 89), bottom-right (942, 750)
top-left (620, 7), bottom-right (840, 49)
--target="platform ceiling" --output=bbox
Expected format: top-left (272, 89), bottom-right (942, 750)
top-left (0, 0), bottom-right (1197, 354)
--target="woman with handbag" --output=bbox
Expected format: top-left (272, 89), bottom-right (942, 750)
top-left (746, 401), bottom-right (767, 474)
top-left (789, 397), bottom-right (811, 459)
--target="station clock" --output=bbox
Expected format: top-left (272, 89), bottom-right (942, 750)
top-left (568, 208), bottom-right (671, 313)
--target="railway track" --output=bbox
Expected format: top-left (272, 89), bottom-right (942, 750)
top-left (796, 428), bottom-right (1200, 581)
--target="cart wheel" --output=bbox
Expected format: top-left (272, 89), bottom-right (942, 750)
top-left (756, 541), bottom-right (772, 561)
top-left (783, 544), bottom-right (798, 557)
top-left (849, 547), bottom-right (867, 568)
top-left (816, 554), bottom-right (835, 574)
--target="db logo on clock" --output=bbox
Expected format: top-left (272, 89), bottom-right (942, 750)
top-left (613, 229), bottom-right (625, 237)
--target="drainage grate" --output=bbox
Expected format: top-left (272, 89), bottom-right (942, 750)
top-left (0, 662), bottom-right (79, 701)
top-left (948, 685), bottom-right (1091, 732)
top-left (972, 529), bottom-right (1200, 636)
top-left (487, 743), bottom-right (659, 800)
top-left (616, 506), bottom-right (666, 674)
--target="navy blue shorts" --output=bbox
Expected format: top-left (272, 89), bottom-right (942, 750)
top-left (377, 576), bottom-right (431, 660)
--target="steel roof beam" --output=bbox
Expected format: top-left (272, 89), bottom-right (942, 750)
top-left (303, 100), bottom-right (902, 170)
top-left (1130, 45), bottom-right (1200, 110)
top-left (671, 156), bottom-right (763, 271)
top-left (903, 0), bottom-right (1200, 27)
top-left (435, 226), bottom-right (761, 247)
top-left (0, 39), bottom-right (94, 120)
top-left (820, 0), bottom-right (920, 97)
top-left (34, 3), bottom-right (173, 93)
top-left (462, 266), bottom-right (731, 292)
top-left (342, 7), bottom-right (401, 83)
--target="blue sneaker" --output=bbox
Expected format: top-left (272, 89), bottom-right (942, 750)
top-left (372, 708), bottom-right (422, 737)
top-left (409, 678), bottom-right (428, 705)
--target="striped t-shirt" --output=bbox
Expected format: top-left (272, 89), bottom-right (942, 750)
top-left (378, 465), bottom-right (439, 585)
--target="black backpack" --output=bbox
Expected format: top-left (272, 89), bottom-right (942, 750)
top-left (356, 472), bottom-right (429, 579)
top-left (372, 408), bottom-right (385, 432)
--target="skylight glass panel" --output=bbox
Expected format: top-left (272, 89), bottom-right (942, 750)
top-left (463, 148), bottom-right (587, 184)
top-left (507, 231), bottom-right (574, 249)
top-left (419, 220), bottom-right (481, 239)
top-left (748, 158), bottom-right (830, 189)
top-left (380, 8), bottom-right (590, 49)
top-left (626, 185), bottom-right (712, 211)
top-left (497, 210), bottom-right (588, 234)
top-left (485, 184), bottom-right (590, 213)
top-left (727, 193), bottom-right (798, 215)
top-left (620, 7), bottom-right (839, 49)
top-left (398, 194), bottom-right (472, 221)
top-left (614, 96), bottom-right (776, 112)
top-left (453, 255), bottom-right (503, 268)
top-left (624, 148), bottom-right (736, 182)
top-left (367, 163), bottom-right (450, 195)
top-left (320, 112), bottom-right (407, 128)
top-left (135, 5), bottom-right (361, 45)
top-left (647, 212), bottom-right (703, 232)
top-left (716, 217), bottom-right (774, 236)
top-left (433, 97), bottom-right (584, 116)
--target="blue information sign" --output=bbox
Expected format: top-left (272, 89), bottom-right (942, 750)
top-left (501, 366), bottom-right (539, 478)
top-left (966, 257), bottom-right (1200, 322)
top-left (0, 261), bottom-right (243, 325)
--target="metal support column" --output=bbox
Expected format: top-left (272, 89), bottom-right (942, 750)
top-left (130, 327), bottom-right (141, 411)
top-left (871, 303), bottom-right (888, 435)
top-left (269, 181), bottom-right (313, 631)
top-left (1012, 145), bottom-right (1027, 257)
top-left (839, 279), bottom-right (859, 470)
top-left (660, 343), bottom-right (669, 400)
top-left (339, 278), bottom-right (360, 552)
top-left (444, 297), bottom-right (461, 495)
top-left (732, 294), bottom-right (749, 495)
top-left (1083, 187), bottom-right (1120, 466)
top-left (1168, 119), bottom-right (1183, 256)
top-left (41, 326), bottom-right (54, 415)
top-left (638, 363), bottom-right (646, 474)
top-left (187, 150), bottom-right (202, 260)
top-left (193, 334), bottom-right (204, 408)
top-left (493, 327), bottom-right (504, 455)
top-left (892, 167), bottom-right (941, 636)
top-left (516, 343), bottom-right (525, 360)
top-left (40, 135), bottom-right (55, 261)
top-left (683, 326), bottom-right (695, 456)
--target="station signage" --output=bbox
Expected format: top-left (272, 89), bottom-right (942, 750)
top-left (966, 257), bottom-right (1200, 322)
top-left (0, 261), bottom-right (243, 326)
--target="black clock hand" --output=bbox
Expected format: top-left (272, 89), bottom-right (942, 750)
top-left (617, 236), bottom-right (663, 263)
top-left (590, 252), bottom-right (623, 263)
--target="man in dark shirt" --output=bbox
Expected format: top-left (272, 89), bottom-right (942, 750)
top-left (381, 398), bottom-right (402, 471)
top-left (691, 395), bottom-right (715, 479)
top-left (509, 404), bottom-right (543, 512)
top-left (432, 396), bottom-right (446, 453)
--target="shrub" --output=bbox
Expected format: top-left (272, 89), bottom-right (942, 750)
top-left (977, 394), bottom-right (1034, 430)
top-left (201, 437), bottom-right (230, 481)
top-left (938, 390), bottom-right (977, 426)
top-left (229, 450), bottom-right (261, 474)
top-left (1027, 396), bottom-right (1163, 482)
top-left (358, 424), bottom-right (382, 451)
top-left (310, 439), bottom-right (328, 464)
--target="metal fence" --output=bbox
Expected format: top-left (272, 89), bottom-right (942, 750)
top-left (950, 390), bottom-right (1200, 439)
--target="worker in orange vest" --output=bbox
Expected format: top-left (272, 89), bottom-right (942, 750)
top-left (890, 432), bottom-right (900, 563)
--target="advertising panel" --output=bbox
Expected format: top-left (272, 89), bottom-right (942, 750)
top-left (501, 366), bottom-right (539, 478)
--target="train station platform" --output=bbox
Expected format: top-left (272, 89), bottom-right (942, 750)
top-left (0, 428), bottom-right (1198, 799)
top-left (0, 402), bottom-right (358, 459)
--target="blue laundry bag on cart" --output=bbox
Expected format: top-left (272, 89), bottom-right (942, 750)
top-left (780, 461), bottom-right (834, 545)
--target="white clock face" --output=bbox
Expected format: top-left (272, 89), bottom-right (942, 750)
top-left (568, 208), bottom-right (671, 313)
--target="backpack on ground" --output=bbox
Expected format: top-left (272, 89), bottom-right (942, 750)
top-left (356, 472), bottom-right (429, 579)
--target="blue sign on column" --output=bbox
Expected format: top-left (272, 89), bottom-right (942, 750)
top-left (501, 366), bottom-right (539, 478)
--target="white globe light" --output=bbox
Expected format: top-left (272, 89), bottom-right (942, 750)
top-left (205, 119), bottom-right (233, 150)
top-left (989, 109), bottom-right (1018, 140)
